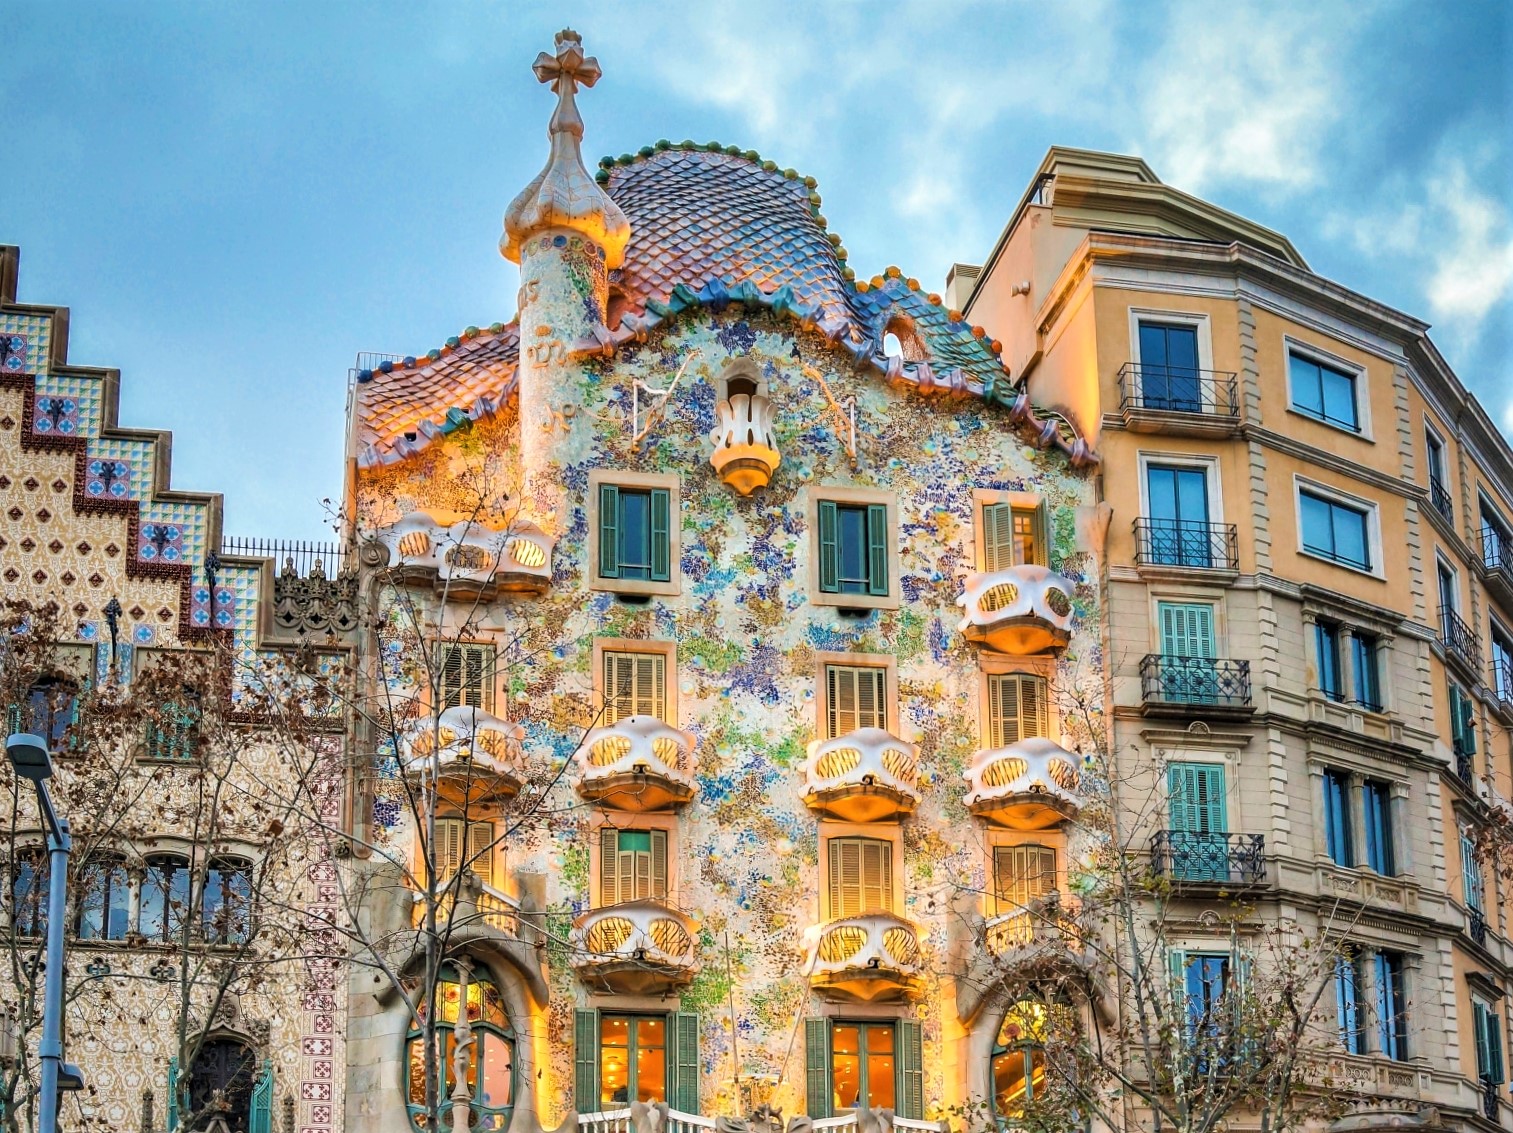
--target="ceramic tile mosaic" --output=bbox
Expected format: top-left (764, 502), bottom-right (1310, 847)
top-left (137, 499), bottom-right (208, 567)
top-left (34, 373), bottom-right (104, 437)
top-left (0, 312), bottom-right (50, 373)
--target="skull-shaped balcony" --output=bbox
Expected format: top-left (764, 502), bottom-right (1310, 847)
top-left (963, 737), bottom-right (1082, 830)
top-left (802, 728), bottom-right (920, 823)
top-left (572, 717), bottom-right (697, 812)
top-left (570, 900), bottom-right (698, 996)
top-left (376, 512), bottom-right (554, 598)
top-left (956, 566), bottom-right (1075, 655)
top-left (805, 913), bottom-right (923, 1003)
top-left (709, 390), bottom-right (780, 495)
top-left (403, 706), bottom-right (527, 801)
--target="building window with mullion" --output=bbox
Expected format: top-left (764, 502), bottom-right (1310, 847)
top-left (599, 1015), bottom-right (668, 1107)
top-left (1315, 621), bottom-right (1344, 702)
top-left (1375, 952), bottom-right (1408, 1060)
top-left (1323, 769), bottom-right (1354, 867)
top-left (1289, 350), bottom-right (1360, 432)
top-left (1352, 631), bottom-right (1382, 711)
top-left (818, 500), bottom-right (889, 597)
top-left (1300, 489), bottom-right (1372, 572)
top-left (598, 485), bottom-right (672, 583)
top-left (1361, 780), bottom-right (1395, 876)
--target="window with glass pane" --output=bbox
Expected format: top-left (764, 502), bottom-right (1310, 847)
top-left (77, 856), bottom-right (130, 941)
top-left (188, 1039), bottom-right (257, 1133)
top-left (1485, 505), bottom-right (1513, 570)
top-left (818, 501), bottom-right (888, 596)
top-left (1492, 628), bottom-right (1513, 700)
top-left (602, 650), bottom-right (667, 724)
top-left (1299, 490), bottom-right (1371, 570)
top-left (981, 503), bottom-right (1045, 572)
top-left (1335, 952), bottom-right (1364, 1054)
top-left (827, 837), bottom-right (893, 918)
top-left (1438, 561), bottom-right (1458, 614)
top-left (1375, 952), bottom-right (1408, 1060)
top-left (824, 664), bottom-right (887, 738)
top-left (1361, 781), bottom-right (1395, 876)
top-left (993, 844), bottom-right (1057, 916)
top-left (143, 701), bottom-right (200, 761)
top-left (1138, 322), bottom-right (1201, 411)
top-left (1315, 621), bottom-right (1343, 701)
top-left (1352, 632), bottom-right (1382, 711)
top-left (1145, 464), bottom-right (1212, 567)
top-left (599, 1016), bottom-right (667, 1107)
top-left (1463, 834), bottom-right (1486, 913)
top-left (1323, 770), bottom-right (1354, 867)
top-left (599, 828), bottom-right (667, 906)
top-left (1183, 953), bottom-right (1233, 1048)
top-left (597, 485), bottom-right (671, 584)
top-left (204, 858), bottom-right (253, 944)
top-left (9, 851), bottom-right (47, 937)
top-left (991, 1001), bottom-right (1054, 1118)
top-left (407, 966), bottom-right (513, 1132)
top-left (23, 678), bottom-right (79, 750)
top-left (831, 1023), bottom-right (895, 1114)
top-left (1289, 351), bottom-right (1360, 431)
top-left (142, 855), bottom-right (192, 941)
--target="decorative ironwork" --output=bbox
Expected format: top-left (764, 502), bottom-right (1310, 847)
top-left (1150, 830), bottom-right (1265, 885)
top-left (1140, 655), bottom-right (1252, 710)
top-left (1429, 478), bottom-right (1454, 523)
top-left (1456, 747), bottom-right (1476, 786)
top-left (1483, 1077), bottom-right (1499, 1123)
top-left (1494, 660), bottom-right (1513, 713)
top-left (1117, 362), bottom-right (1238, 417)
top-left (271, 555), bottom-right (358, 637)
top-left (221, 536), bottom-right (347, 578)
top-left (1133, 518), bottom-right (1239, 570)
top-left (103, 597), bottom-right (122, 659)
top-left (1468, 906), bottom-right (1488, 948)
top-left (1439, 605), bottom-right (1482, 672)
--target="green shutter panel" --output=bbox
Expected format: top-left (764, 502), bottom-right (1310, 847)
top-left (1491, 1012), bottom-right (1505, 1085)
top-left (1160, 603), bottom-right (1215, 659)
top-left (1477, 1003), bottom-right (1493, 1080)
top-left (167, 1057), bottom-right (180, 1131)
top-left (896, 1019), bottom-right (923, 1120)
top-left (983, 503), bottom-right (1014, 573)
top-left (670, 1012), bottom-right (699, 1112)
top-left (1169, 763), bottom-right (1225, 833)
top-left (5, 703), bottom-right (19, 735)
top-left (818, 501), bottom-right (840, 593)
top-left (650, 488), bottom-right (672, 582)
top-left (1462, 693), bottom-right (1479, 756)
top-left (598, 484), bottom-right (620, 579)
top-left (866, 504), bottom-right (889, 596)
top-left (250, 1060), bottom-right (273, 1133)
top-left (804, 1018), bottom-right (833, 1119)
top-left (574, 1009), bottom-right (600, 1113)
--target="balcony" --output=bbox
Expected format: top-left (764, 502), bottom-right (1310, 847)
top-left (402, 705), bottom-right (526, 799)
top-left (984, 892), bottom-right (1082, 973)
top-left (803, 728), bottom-right (920, 822)
top-left (708, 391), bottom-right (780, 495)
top-left (1481, 525), bottom-right (1513, 609)
top-left (1484, 1078), bottom-right (1500, 1123)
top-left (1467, 905), bottom-right (1488, 949)
top-left (1132, 518), bottom-right (1239, 574)
top-left (963, 737), bottom-right (1082, 830)
top-left (1439, 605), bottom-right (1482, 676)
top-left (576, 1112), bottom-right (944, 1133)
top-left (413, 872), bottom-right (521, 938)
top-left (1139, 655), bottom-right (1253, 717)
top-left (375, 512), bottom-right (554, 597)
top-left (1150, 830), bottom-right (1266, 886)
top-left (1493, 660), bottom-right (1513, 717)
top-left (1116, 362), bottom-right (1240, 436)
top-left (1429, 478), bottom-right (1454, 524)
top-left (805, 912), bottom-right (922, 1003)
top-left (570, 900), bottom-right (698, 995)
top-left (955, 565), bottom-right (1075, 655)
top-left (572, 717), bottom-right (697, 812)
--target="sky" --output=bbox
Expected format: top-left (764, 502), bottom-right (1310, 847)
top-left (3, 0), bottom-right (1510, 542)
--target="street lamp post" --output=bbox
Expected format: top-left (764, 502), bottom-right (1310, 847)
top-left (7, 730), bottom-right (85, 1132)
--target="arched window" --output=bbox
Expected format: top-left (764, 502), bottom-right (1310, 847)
top-left (141, 854), bottom-right (191, 941)
top-left (407, 965), bottom-right (514, 1132)
top-left (991, 999), bottom-right (1052, 1119)
top-left (186, 1038), bottom-right (259, 1133)
top-left (77, 855), bottom-right (130, 941)
top-left (204, 858), bottom-right (253, 945)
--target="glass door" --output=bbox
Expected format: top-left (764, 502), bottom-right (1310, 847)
top-left (1146, 464), bottom-right (1212, 566)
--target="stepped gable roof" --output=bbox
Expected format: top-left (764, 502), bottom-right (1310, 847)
top-left (352, 143), bottom-right (1094, 469)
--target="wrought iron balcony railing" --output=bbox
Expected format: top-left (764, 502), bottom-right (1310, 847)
top-left (1494, 660), bottom-right (1513, 714)
top-left (1117, 362), bottom-right (1239, 418)
top-left (1428, 478), bottom-right (1454, 523)
top-left (1140, 655), bottom-right (1252, 711)
top-left (1456, 746), bottom-right (1477, 787)
top-left (1468, 905), bottom-right (1488, 949)
top-left (1133, 518), bottom-right (1239, 571)
top-left (1150, 830), bottom-right (1266, 885)
top-left (1484, 1077), bottom-right (1500, 1123)
top-left (1439, 605), bottom-right (1482, 672)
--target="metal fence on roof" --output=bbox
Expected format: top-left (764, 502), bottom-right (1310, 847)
top-left (220, 537), bottom-right (347, 578)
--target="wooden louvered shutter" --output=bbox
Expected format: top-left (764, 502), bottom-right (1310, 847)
top-left (1490, 1009), bottom-right (1506, 1085)
top-left (1168, 763), bottom-right (1225, 834)
top-left (818, 500), bottom-right (840, 592)
top-left (860, 838), bottom-right (892, 914)
top-left (828, 838), bottom-right (857, 919)
top-left (866, 503), bottom-right (889, 595)
top-left (636, 653), bottom-right (665, 721)
top-left (994, 845), bottom-right (1057, 913)
top-left (896, 1020), bottom-right (923, 1120)
top-left (1160, 603), bottom-right (1215, 660)
top-left (650, 828), bottom-right (668, 901)
top-left (167, 1057), bottom-right (180, 1131)
top-left (983, 503), bottom-right (1015, 573)
top-left (650, 488), bottom-right (672, 582)
top-left (827, 666), bottom-right (853, 738)
top-left (670, 1012), bottom-right (699, 1112)
top-left (599, 484), bottom-right (620, 578)
top-left (988, 674), bottom-right (1046, 747)
top-left (575, 1009), bottom-right (600, 1112)
top-left (804, 1018), bottom-right (833, 1119)
top-left (433, 818), bottom-right (465, 883)
top-left (466, 822), bottom-right (494, 888)
top-left (857, 667), bottom-right (884, 731)
top-left (599, 828), bottom-right (619, 907)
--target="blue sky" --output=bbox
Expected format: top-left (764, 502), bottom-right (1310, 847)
top-left (4, 0), bottom-right (1509, 541)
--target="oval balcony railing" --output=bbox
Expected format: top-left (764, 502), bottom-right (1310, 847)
top-left (570, 899), bottom-right (698, 995)
top-left (403, 705), bottom-right (526, 798)
top-left (374, 511), bottom-right (554, 596)
top-left (804, 912), bottom-right (923, 1003)
top-left (572, 716), bottom-right (697, 811)
top-left (983, 892), bottom-right (1081, 973)
top-left (709, 392), bottom-right (780, 495)
top-left (956, 565), bottom-right (1075, 655)
top-left (413, 872), bottom-right (521, 938)
top-left (802, 727), bottom-right (920, 822)
top-left (963, 737), bottom-right (1082, 830)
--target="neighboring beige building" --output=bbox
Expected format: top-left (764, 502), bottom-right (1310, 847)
top-left (959, 147), bottom-right (1513, 1133)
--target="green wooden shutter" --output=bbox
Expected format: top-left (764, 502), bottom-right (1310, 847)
top-left (670, 1012), bottom-right (699, 1112)
top-left (1168, 763), bottom-right (1226, 834)
top-left (167, 1057), bottom-right (180, 1131)
top-left (574, 1009), bottom-right (600, 1113)
top-left (896, 1020), bottom-right (923, 1120)
top-left (1491, 1010), bottom-right (1506, 1085)
top-left (866, 504), bottom-right (889, 596)
top-left (249, 1060), bottom-right (273, 1133)
top-left (818, 501), bottom-right (840, 593)
top-left (650, 488), bottom-right (672, 582)
top-left (1160, 603), bottom-right (1216, 659)
top-left (804, 1018), bottom-right (833, 1119)
top-left (600, 828), bottom-right (619, 906)
top-left (598, 484), bottom-right (621, 579)
top-left (5, 703), bottom-right (19, 735)
top-left (983, 503), bottom-right (1014, 573)
top-left (1477, 1002), bottom-right (1493, 1080)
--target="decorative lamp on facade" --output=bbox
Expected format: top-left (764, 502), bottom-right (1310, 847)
top-left (709, 378), bottom-right (781, 495)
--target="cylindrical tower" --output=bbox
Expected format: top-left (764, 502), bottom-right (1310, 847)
top-left (501, 28), bottom-right (630, 536)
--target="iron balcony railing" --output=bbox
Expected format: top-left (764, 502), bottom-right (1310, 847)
top-left (1455, 743), bottom-right (1477, 787)
top-left (1151, 830), bottom-right (1265, 885)
top-left (1140, 655), bottom-right (1252, 711)
top-left (1483, 524), bottom-right (1512, 573)
top-left (1483, 1077), bottom-right (1499, 1123)
top-left (1429, 478), bottom-right (1454, 523)
top-left (1133, 518), bottom-right (1239, 571)
top-left (221, 536), bottom-right (347, 578)
top-left (1468, 905), bottom-right (1488, 949)
top-left (1494, 660), bottom-right (1513, 713)
top-left (1117, 363), bottom-right (1239, 418)
top-left (1439, 605), bottom-right (1482, 672)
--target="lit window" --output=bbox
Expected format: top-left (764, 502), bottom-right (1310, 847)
top-left (991, 1001), bottom-right (1055, 1118)
top-left (407, 966), bottom-right (514, 1132)
top-left (817, 500), bottom-right (889, 597)
top-left (1290, 351), bottom-right (1360, 432)
top-left (1299, 490), bottom-right (1371, 571)
top-left (831, 1023), bottom-right (895, 1114)
top-left (982, 502), bottom-right (1045, 571)
top-left (598, 1015), bottom-right (667, 1107)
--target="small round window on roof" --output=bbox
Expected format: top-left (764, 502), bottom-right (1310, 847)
top-left (882, 315), bottom-right (927, 363)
